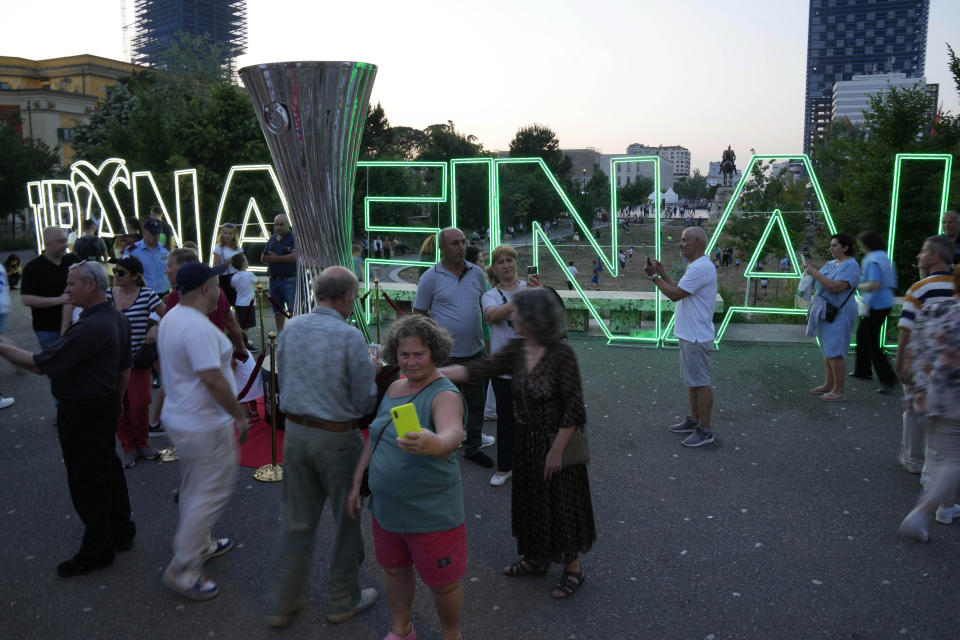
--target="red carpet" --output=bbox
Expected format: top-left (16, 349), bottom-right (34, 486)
top-left (237, 398), bottom-right (284, 468)
top-left (236, 398), bottom-right (373, 469)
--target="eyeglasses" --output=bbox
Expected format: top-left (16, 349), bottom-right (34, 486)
top-left (115, 269), bottom-right (128, 277)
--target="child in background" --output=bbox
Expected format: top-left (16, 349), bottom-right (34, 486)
top-left (230, 253), bottom-right (258, 351)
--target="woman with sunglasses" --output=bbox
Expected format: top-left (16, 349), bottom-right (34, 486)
top-left (107, 256), bottom-right (165, 468)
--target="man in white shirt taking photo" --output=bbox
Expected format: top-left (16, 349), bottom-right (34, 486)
top-left (644, 227), bottom-right (718, 447)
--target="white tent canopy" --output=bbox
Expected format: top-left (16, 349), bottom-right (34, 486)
top-left (648, 187), bottom-right (679, 204)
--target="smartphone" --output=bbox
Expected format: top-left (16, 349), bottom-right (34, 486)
top-left (526, 265), bottom-right (538, 275)
top-left (390, 403), bottom-right (422, 439)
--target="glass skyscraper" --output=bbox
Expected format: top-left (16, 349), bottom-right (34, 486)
top-left (803, 0), bottom-right (929, 154)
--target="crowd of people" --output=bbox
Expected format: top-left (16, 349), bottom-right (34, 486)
top-left (0, 208), bottom-right (959, 637)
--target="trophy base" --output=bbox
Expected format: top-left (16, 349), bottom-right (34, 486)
top-left (254, 463), bottom-right (283, 482)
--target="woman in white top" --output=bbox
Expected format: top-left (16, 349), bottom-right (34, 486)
top-left (212, 223), bottom-right (242, 305)
top-left (480, 245), bottom-right (540, 486)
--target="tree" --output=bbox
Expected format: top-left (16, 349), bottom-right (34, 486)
top-left (722, 160), bottom-right (808, 262)
top-left (812, 84), bottom-right (960, 289)
top-left (70, 37), bottom-right (272, 246)
top-left (572, 168), bottom-right (610, 219)
top-left (617, 176), bottom-right (654, 210)
top-left (673, 169), bottom-right (709, 201)
top-left (0, 112), bottom-right (62, 223)
top-left (508, 124), bottom-right (572, 179)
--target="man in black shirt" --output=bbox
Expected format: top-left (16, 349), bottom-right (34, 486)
top-left (0, 261), bottom-right (135, 577)
top-left (20, 226), bottom-right (81, 349)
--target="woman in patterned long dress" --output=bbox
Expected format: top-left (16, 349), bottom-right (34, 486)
top-left (443, 287), bottom-right (596, 599)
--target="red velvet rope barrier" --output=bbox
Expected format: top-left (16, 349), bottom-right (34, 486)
top-left (237, 351), bottom-right (267, 399)
top-left (265, 294), bottom-right (293, 318)
top-left (379, 289), bottom-right (403, 315)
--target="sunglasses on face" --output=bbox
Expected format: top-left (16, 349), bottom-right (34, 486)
top-left (115, 269), bottom-right (128, 277)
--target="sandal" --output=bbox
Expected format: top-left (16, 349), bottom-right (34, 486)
top-left (503, 558), bottom-right (548, 577)
top-left (551, 570), bottom-right (585, 599)
top-left (809, 386), bottom-right (830, 395)
top-left (820, 392), bottom-right (846, 402)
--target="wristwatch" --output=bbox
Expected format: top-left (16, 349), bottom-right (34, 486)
top-left (648, 273), bottom-right (661, 282)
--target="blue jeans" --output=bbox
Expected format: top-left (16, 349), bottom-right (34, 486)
top-left (269, 277), bottom-right (297, 315)
top-left (35, 330), bottom-right (61, 351)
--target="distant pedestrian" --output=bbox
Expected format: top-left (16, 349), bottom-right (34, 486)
top-left (566, 261), bottom-right (578, 290)
top-left (645, 227), bottom-right (718, 447)
top-left (590, 260), bottom-right (602, 290)
top-left (128, 218), bottom-right (171, 297)
top-left (262, 214), bottom-right (297, 331)
top-left (21, 227), bottom-right (81, 349)
top-left (850, 231), bottom-right (898, 392)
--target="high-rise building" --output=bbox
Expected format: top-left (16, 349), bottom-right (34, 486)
top-left (132, 0), bottom-right (248, 73)
top-left (832, 72), bottom-right (932, 125)
top-left (803, 0), bottom-right (929, 154)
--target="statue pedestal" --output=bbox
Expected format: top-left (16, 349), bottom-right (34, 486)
top-left (712, 186), bottom-right (735, 219)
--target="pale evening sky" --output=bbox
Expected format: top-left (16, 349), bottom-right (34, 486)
top-left (5, 0), bottom-right (960, 174)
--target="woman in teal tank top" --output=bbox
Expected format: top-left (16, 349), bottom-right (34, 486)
top-left (348, 315), bottom-right (467, 640)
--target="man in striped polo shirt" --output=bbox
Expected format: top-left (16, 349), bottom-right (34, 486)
top-left (895, 235), bottom-right (956, 475)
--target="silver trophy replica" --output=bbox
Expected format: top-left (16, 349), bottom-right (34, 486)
top-left (239, 61), bottom-right (377, 315)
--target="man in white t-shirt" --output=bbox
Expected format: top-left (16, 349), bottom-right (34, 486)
top-left (158, 262), bottom-right (250, 601)
top-left (644, 227), bottom-right (718, 447)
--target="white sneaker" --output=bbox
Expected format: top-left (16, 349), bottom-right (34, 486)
top-left (935, 504), bottom-right (960, 524)
top-left (162, 564), bottom-right (220, 601)
top-left (490, 470), bottom-right (512, 487)
top-left (200, 538), bottom-right (234, 562)
top-left (480, 433), bottom-right (496, 448)
top-left (0, 397), bottom-right (14, 410)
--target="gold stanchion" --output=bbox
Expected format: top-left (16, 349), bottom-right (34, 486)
top-left (255, 282), bottom-right (266, 352)
top-left (254, 331), bottom-right (283, 482)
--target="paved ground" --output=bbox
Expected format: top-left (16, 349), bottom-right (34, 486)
top-left (1, 283), bottom-right (958, 640)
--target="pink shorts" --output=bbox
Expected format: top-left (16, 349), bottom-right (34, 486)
top-left (371, 516), bottom-right (466, 588)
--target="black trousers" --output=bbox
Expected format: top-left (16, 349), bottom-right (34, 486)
top-left (853, 307), bottom-right (898, 386)
top-left (443, 351), bottom-right (485, 454)
top-left (57, 395), bottom-right (135, 561)
top-left (491, 376), bottom-right (515, 472)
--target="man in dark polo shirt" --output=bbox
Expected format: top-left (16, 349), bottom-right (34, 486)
top-left (21, 226), bottom-right (81, 348)
top-left (0, 261), bottom-right (135, 577)
top-left (262, 214), bottom-right (297, 331)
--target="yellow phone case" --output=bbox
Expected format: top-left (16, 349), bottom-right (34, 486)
top-left (390, 403), bottom-right (422, 439)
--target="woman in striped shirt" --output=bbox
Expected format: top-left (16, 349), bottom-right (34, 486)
top-left (107, 256), bottom-right (165, 469)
